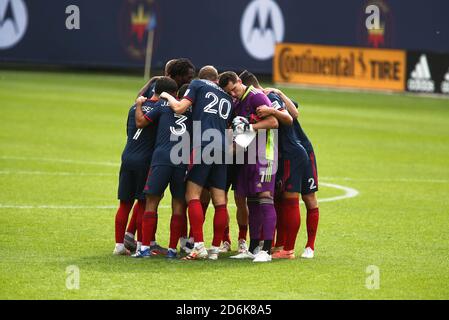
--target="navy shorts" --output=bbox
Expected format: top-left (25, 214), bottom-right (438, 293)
top-left (186, 149), bottom-right (228, 191)
top-left (226, 164), bottom-right (241, 192)
top-left (276, 152), bottom-right (318, 195)
top-left (117, 164), bottom-right (150, 201)
top-left (187, 163), bottom-right (227, 191)
top-left (144, 165), bottom-right (187, 199)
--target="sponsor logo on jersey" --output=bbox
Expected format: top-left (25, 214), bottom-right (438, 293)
top-left (0, 0), bottom-right (28, 50)
top-left (240, 0), bottom-right (284, 60)
top-left (407, 54), bottom-right (435, 93)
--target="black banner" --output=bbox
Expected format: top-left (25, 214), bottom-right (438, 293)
top-left (406, 51), bottom-right (449, 94)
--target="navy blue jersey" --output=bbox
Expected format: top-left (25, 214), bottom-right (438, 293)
top-left (121, 99), bottom-right (158, 169)
top-left (183, 79), bottom-right (233, 151)
top-left (144, 100), bottom-right (192, 167)
top-left (267, 92), bottom-right (305, 159)
top-left (291, 100), bottom-right (314, 154)
top-left (142, 81), bottom-right (156, 98)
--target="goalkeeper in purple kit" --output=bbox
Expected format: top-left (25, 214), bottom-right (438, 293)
top-left (219, 71), bottom-right (279, 262)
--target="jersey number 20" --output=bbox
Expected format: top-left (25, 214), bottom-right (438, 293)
top-left (204, 92), bottom-right (231, 120)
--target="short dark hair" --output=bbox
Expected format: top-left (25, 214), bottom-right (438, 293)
top-left (168, 58), bottom-right (195, 77)
top-left (218, 71), bottom-right (238, 88)
top-left (177, 83), bottom-right (190, 98)
top-left (154, 76), bottom-right (178, 95)
top-left (239, 70), bottom-right (260, 87)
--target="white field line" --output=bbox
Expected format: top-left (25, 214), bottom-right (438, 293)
top-left (1, 169), bottom-right (447, 184)
top-left (318, 182), bottom-right (359, 203)
top-left (0, 170), bottom-right (115, 177)
top-left (320, 176), bottom-right (449, 184)
top-left (0, 156), bottom-right (120, 167)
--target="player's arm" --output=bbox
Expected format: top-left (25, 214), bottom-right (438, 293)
top-left (136, 76), bottom-right (159, 98)
top-left (135, 96), bottom-right (151, 128)
top-left (160, 92), bottom-right (192, 114)
top-left (264, 87), bottom-right (299, 119)
top-left (252, 110), bottom-right (278, 131)
top-left (256, 104), bottom-right (292, 126)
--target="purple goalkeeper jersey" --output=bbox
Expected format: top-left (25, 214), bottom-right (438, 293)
top-left (233, 86), bottom-right (278, 196)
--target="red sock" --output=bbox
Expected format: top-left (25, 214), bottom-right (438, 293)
top-left (306, 207), bottom-right (319, 250)
top-left (212, 205), bottom-right (228, 247)
top-left (169, 214), bottom-right (183, 250)
top-left (115, 201), bottom-right (133, 243)
top-left (142, 211), bottom-right (157, 246)
top-left (274, 199), bottom-right (286, 247)
top-left (188, 199), bottom-right (204, 242)
top-left (135, 200), bottom-right (145, 242)
top-left (283, 198), bottom-right (300, 251)
top-left (238, 224), bottom-right (247, 241)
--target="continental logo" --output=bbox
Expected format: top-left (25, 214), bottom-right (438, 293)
top-left (274, 43), bottom-right (406, 91)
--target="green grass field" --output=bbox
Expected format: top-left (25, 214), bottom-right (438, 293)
top-left (0, 70), bottom-right (448, 300)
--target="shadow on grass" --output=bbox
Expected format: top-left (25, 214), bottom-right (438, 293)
top-left (64, 250), bottom-right (303, 275)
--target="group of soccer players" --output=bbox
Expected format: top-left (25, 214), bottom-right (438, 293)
top-left (113, 58), bottom-right (320, 262)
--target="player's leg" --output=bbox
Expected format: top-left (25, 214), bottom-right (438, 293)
top-left (133, 166), bottom-right (168, 258)
top-left (273, 159), bottom-right (286, 252)
top-left (167, 168), bottom-right (188, 258)
top-left (252, 160), bottom-right (277, 263)
top-left (235, 194), bottom-right (249, 253)
top-left (273, 156), bottom-right (304, 259)
top-left (301, 153), bottom-right (319, 258)
top-left (182, 163), bottom-right (211, 260)
top-left (206, 162), bottom-right (228, 260)
top-left (114, 167), bottom-right (135, 255)
top-left (301, 192), bottom-right (319, 258)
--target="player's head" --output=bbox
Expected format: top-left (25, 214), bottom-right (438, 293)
top-left (198, 65), bottom-right (218, 82)
top-left (168, 58), bottom-right (196, 87)
top-left (164, 59), bottom-right (178, 76)
top-left (154, 76), bottom-right (178, 97)
top-left (239, 70), bottom-right (261, 89)
top-left (218, 71), bottom-right (246, 99)
top-left (177, 83), bottom-right (190, 99)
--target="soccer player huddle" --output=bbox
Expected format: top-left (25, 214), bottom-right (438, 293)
top-left (113, 58), bottom-right (320, 262)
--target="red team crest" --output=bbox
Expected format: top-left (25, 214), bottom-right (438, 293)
top-left (357, 0), bottom-right (394, 48)
top-left (118, 0), bottom-right (157, 61)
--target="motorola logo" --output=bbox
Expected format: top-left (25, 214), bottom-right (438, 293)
top-left (0, 0), bottom-right (28, 49)
top-left (240, 0), bottom-right (284, 61)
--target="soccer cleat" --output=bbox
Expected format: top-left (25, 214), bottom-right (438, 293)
top-left (131, 248), bottom-right (152, 258)
top-left (208, 247), bottom-right (220, 260)
top-left (301, 247), bottom-right (314, 259)
top-left (253, 250), bottom-right (272, 262)
top-left (229, 251), bottom-right (255, 259)
top-left (180, 238), bottom-right (194, 254)
top-left (113, 246), bottom-right (130, 256)
top-left (271, 246), bottom-right (283, 254)
top-left (150, 243), bottom-right (168, 256)
top-left (219, 241), bottom-right (231, 253)
top-left (272, 249), bottom-right (295, 260)
top-left (237, 239), bottom-right (248, 253)
top-left (166, 249), bottom-right (178, 259)
top-left (124, 234), bottom-right (137, 253)
top-left (182, 245), bottom-right (208, 260)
